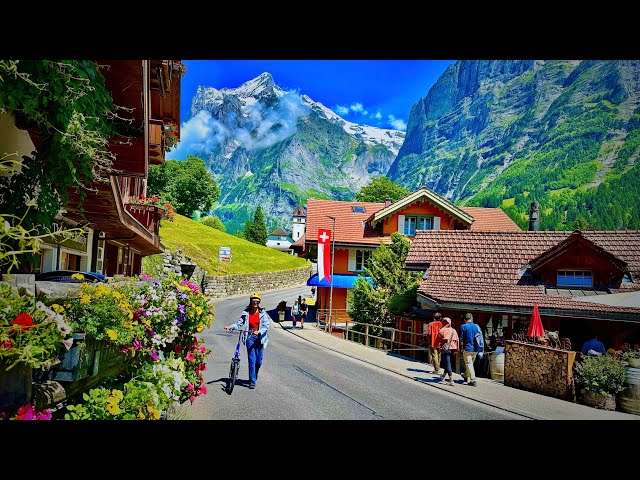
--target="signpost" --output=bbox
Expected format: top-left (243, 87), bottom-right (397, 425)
top-left (218, 247), bottom-right (232, 270)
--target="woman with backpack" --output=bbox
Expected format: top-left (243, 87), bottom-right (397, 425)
top-left (437, 317), bottom-right (459, 386)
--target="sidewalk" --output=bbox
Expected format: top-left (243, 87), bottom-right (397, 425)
top-left (273, 319), bottom-right (638, 420)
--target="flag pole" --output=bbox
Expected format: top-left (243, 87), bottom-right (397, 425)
top-left (327, 215), bottom-right (336, 333)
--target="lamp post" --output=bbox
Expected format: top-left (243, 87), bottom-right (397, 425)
top-left (326, 215), bottom-right (336, 333)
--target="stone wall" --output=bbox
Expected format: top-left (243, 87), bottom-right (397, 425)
top-left (203, 265), bottom-right (313, 299)
top-left (504, 340), bottom-right (577, 401)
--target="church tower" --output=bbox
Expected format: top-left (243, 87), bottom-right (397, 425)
top-left (292, 203), bottom-right (306, 241)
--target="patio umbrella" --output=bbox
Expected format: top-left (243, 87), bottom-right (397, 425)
top-left (527, 303), bottom-right (544, 337)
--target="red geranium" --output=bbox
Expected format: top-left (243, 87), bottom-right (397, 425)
top-left (10, 313), bottom-right (35, 332)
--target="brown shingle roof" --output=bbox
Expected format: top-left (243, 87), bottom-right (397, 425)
top-left (408, 230), bottom-right (640, 319)
top-left (269, 227), bottom-right (289, 236)
top-left (292, 234), bottom-right (305, 247)
top-left (461, 207), bottom-right (522, 232)
top-left (294, 204), bottom-right (306, 217)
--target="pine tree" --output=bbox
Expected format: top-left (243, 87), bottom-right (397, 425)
top-left (245, 206), bottom-right (268, 245)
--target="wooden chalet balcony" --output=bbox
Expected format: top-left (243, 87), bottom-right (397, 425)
top-left (124, 203), bottom-right (161, 238)
top-left (150, 60), bottom-right (181, 135)
top-left (149, 119), bottom-right (165, 165)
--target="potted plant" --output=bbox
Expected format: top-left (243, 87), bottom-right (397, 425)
top-left (575, 353), bottom-right (627, 410)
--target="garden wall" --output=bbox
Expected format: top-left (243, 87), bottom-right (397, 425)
top-left (202, 265), bottom-right (313, 300)
top-left (504, 340), bottom-right (577, 401)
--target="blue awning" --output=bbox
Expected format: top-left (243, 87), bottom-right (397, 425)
top-left (307, 273), bottom-right (375, 289)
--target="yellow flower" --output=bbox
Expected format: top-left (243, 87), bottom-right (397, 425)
top-left (79, 294), bottom-right (91, 304)
top-left (111, 389), bottom-right (124, 402)
top-left (51, 304), bottom-right (65, 314)
top-left (197, 324), bottom-right (204, 333)
top-left (106, 329), bottom-right (118, 341)
top-left (71, 273), bottom-right (84, 280)
top-left (128, 311), bottom-right (134, 320)
top-left (106, 402), bottom-right (121, 415)
top-left (138, 410), bottom-right (145, 420)
top-left (195, 306), bottom-right (203, 316)
top-left (147, 404), bottom-right (161, 420)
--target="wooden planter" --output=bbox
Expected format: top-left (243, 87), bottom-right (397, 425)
top-left (0, 361), bottom-right (32, 411)
top-left (48, 333), bottom-right (125, 382)
top-left (582, 392), bottom-right (617, 411)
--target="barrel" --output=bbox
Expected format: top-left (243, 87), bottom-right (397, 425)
top-left (619, 366), bottom-right (640, 416)
top-left (489, 352), bottom-right (505, 382)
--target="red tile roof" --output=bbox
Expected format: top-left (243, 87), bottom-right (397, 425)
top-left (305, 199), bottom-right (392, 246)
top-left (406, 230), bottom-right (640, 319)
top-left (292, 234), bottom-right (305, 247)
top-left (461, 207), bottom-right (522, 232)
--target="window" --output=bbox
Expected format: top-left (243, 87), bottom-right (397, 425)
top-left (403, 215), bottom-right (433, 236)
top-left (557, 270), bottom-right (592, 287)
top-left (355, 249), bottom-right (371, 271)
top-left (352, 206), bottom-right (366, 213)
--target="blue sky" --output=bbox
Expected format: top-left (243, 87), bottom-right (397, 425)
top-left (180, 60), bottom-right (455, 131)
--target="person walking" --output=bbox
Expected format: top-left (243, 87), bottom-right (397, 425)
top-left (299, 298), bottom-right (308, 329)
top-left (459, 312), bottom-right (484, 386)
top-left (436, 317), bottom-right (459, 386)
top-left (291, 299), bottom-right (299, 327)
top-left (224, 292), bottom-right (271, 389)
top-left (426, 312), bottom-right (443, 375)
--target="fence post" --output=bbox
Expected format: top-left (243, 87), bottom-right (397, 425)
top-left (345, 319), bottom-right (349, 340)
top-left (390, 328), bottom-right (395, 352)
top-left (365, 324), bottom-right (369, 347)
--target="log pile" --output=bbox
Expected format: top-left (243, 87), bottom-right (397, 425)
top-left (504, 340), bottom-right (577, 401)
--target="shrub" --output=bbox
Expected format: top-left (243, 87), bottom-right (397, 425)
top-left (575, 354), bottom-right (627, 396)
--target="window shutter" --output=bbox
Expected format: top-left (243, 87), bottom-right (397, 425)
top-left (348, 249), bottom-right (356, 271)
top-left (398, 215), bottom-right (405, 235)
top-left (433, 216), bottom-right (441, 230)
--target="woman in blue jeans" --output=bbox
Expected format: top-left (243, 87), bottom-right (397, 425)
top-left (436, 317), bottom-right (459, 386)
top-left (225, 292), bottom-right (271, 389)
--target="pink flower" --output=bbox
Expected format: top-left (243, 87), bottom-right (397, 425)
top-left (36, 410), bottom-right (52, 420)
top-left (12, 403), bottom-right (50, 420)
top-left (186, 383), bottom-right (195, 391)
top-left (189, 396), bottom-right (195, 404)
top-left (198, 386), bottom-right (207, 396)
top-left (186, 352), bottom-right (195, 362)
top-left (140, 274), bottom-right (151, 279)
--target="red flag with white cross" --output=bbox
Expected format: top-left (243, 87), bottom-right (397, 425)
top-left (317, 228), bottom-right (331, 284)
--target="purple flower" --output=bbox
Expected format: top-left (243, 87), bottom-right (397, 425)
top-left (149, 350), bottom-right (159, 361)
top-left (133, 338), bottom-right (142, 350)
top-left (145, 325), bottom-right (155, 336)
top-left (178, 304), bottom-right (186, 314)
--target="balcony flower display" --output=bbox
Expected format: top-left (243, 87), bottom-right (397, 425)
top-left (164, 121), bottom-right (179, 152)
top-left (128, 195), bottom-right (176, 222)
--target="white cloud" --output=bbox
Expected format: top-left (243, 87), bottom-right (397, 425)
top-left (350, 103), bottom-right (364, 113)
top-left (388, 114), bottom-right (407, 131)
top-left (167, 91), bottom-right (310, 160)
top-left (335, 105), bottom-right (349, 115)
top-left (372, 111), bottom-right (382, 120)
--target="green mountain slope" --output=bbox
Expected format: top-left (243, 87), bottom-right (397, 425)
top-left (389, 60), bottom-right (640, 230)
top-left (144, 214), bottom-right (309, 276)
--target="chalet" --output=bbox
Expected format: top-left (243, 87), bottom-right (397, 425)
top-left (266, 227), bottom-right (294, 253)
top-left (404, 229), bottom-right (640, 354)
top-left (303, 186), bottom-right (521, 320)
top-left (8, 60), bottom-right (182, 278)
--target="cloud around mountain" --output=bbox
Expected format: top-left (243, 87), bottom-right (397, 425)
top-left (167, 91), bottom-right (310, 161)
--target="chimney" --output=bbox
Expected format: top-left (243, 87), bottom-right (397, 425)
top-left (528, 202), bottom-right (540, 231)
top-left (384, 198), bottom-right (392, 208)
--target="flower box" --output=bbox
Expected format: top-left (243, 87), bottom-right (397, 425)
top-left (0, 361), bottom-right (32, 411)
top-left (47, 333), bottom-right (125, 382)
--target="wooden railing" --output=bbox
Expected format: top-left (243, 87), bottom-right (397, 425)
top-left (124, 204), bottom-right (161, 237)
top-left (315, 308), bottom-right (428, 355)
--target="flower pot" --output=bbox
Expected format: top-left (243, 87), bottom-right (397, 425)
top-left (0, 361), bottom-right (32, 411)
top-left (619, 367), bottom-right (640, 416)
top-left (48, 333), bottom-right (124, 382)
top-left (582, 392), bottom-right (617, 411)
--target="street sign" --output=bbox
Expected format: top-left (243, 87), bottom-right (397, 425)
top-left (218, 246), bottom-right (232, 264)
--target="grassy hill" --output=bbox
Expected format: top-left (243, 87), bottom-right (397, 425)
top-left (142, 214), bottom-right (309, 276)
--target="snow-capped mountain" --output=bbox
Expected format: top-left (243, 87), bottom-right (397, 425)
top-left (182, 72), bottom-right (405, 233)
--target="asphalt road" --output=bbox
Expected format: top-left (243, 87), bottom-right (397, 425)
top-left (175, 285), bottom-right (523, 420)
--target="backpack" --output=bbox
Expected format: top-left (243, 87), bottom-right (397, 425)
top-left (473, 324), bottom-right (485, 352)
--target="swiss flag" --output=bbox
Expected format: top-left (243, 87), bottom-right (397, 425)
top-left (317, 228), bottom-right (331, 284)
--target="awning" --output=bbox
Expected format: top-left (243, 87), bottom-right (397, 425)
top-left (307, 273), bottom-right (375, 289)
